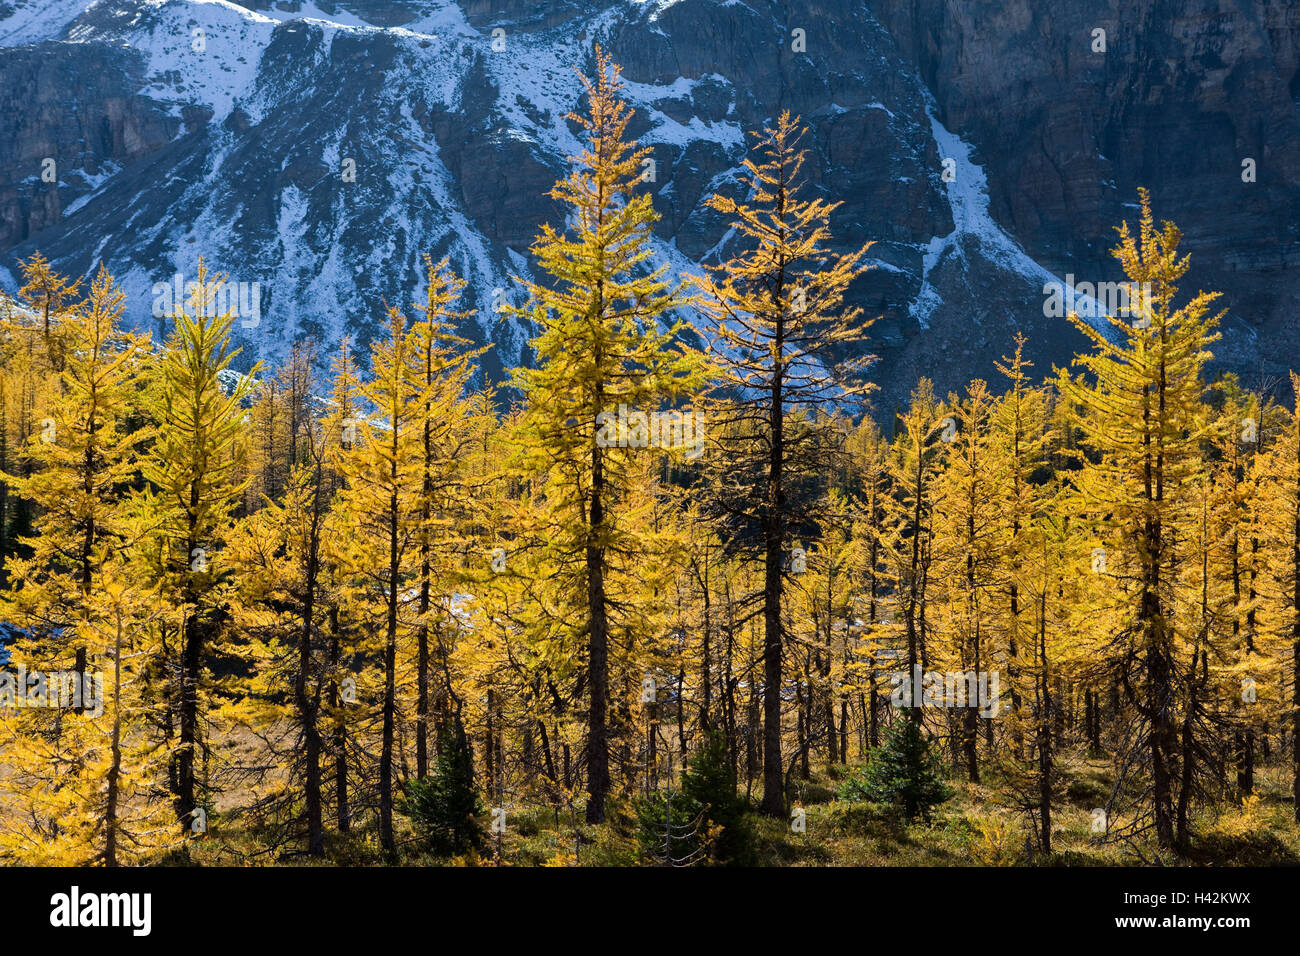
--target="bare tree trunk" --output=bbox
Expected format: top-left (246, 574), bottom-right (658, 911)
top-left (1037, 589), bottom-right (1052, 854)
top-left (295, 456), bottom-right (325, 856)
top-left (104, 613), bottom-right (124, 866)
top-left (1291, 437), bottom-right (1300, 823)
top-left (378, 481), bottom-right (399, 856)
top-left (585, 445), bottom-right (611, 823)
top-left (328, 605), bottom-right (349, 833)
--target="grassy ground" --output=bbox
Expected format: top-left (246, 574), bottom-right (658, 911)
top-left (185, 752), bottom-right (1300, 866)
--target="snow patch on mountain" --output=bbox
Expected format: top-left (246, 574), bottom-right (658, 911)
top-left (631, 0), bottom-right (686, 21)
top-left (260, 1), bottom-right (374, 30)
top-left (108, 0), bottom-right (277, 123)
top-left (0, 0), bottom-right (93, 45)
top-left (916, 100), bottom-right (1107, 335)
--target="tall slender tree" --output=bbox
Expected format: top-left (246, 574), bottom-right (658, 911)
top-left (333, 305), bottom-right (429, 855)
top-left (139, 261), bottom-right (256, 835)
top-left (508, 47), bottom-right (706, 823)
top-left (408, 254), bottom-right (488, 779)
top-left (1059, 190), bottom-right (1221, 849)
top-left (693, 112), bottom-right (874, 815)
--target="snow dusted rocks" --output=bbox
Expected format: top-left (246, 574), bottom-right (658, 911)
top-left (0, 0), bottom-right (1295, 406)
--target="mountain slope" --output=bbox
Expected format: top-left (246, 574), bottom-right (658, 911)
top-left (1, 0), bottom-right (1296, 405)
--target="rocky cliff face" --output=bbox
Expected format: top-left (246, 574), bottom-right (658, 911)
top-left (0, 0), bottom-right (1296, 406)
top-left (867, 0), bottom-right (1300, 384)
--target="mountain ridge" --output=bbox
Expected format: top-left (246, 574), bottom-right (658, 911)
top-left (1, 0), bottom-right (1295, 407)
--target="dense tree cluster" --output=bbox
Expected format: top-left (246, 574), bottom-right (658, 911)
top-left (0, 52), bottom-right (1295, 864)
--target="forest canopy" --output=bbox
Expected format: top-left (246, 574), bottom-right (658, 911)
top-left (0, 51), bottom-right (1296, 868)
